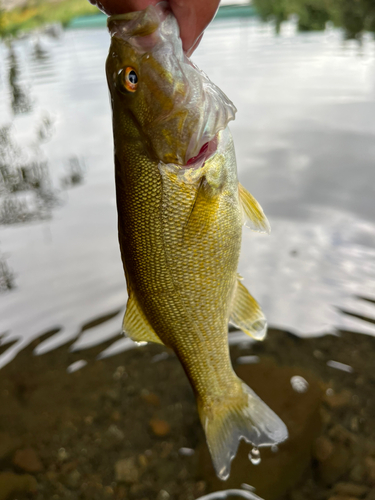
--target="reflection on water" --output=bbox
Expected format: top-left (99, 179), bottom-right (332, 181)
top-left (60, 156), bottom-right (86, 188)
top-left (8, 44), bottom-right (33, 115)
top-left (0, 121), bottom-right (58, 226)
top-left (0, 249), bottom-right (15, 291)
top-left (253, 0), bottom-right (375, 39)
top-left (0, 15), bottom-right (374, 366)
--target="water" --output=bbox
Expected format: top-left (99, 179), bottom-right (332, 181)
top-left (290, 375), bottom-right (309, 393)
top-left (248, 447), bottom-right (261, 465)
top-left (0, 16), bottom-right (375, 368)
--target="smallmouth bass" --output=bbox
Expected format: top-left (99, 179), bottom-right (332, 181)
top-left (106, 4), bottom-right (287, 480)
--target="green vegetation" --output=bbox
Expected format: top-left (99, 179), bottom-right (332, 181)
top-left (253, 0), bottom-right (375, 39)
top-left (0, 0), bottom-right (97, 37)
top-left (1, 0), bottom-right (375, 40)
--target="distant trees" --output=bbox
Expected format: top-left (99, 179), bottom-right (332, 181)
top-left (253, 0), bottom-right (375, 39)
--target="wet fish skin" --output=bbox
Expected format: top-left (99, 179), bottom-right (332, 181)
top-left (106, 5), bottom-right (287, 480)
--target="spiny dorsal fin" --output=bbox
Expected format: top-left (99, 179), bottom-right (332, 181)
top-left (229, 279), bottom-right (267, 340)
top-left (123, 294), bottom-right (164, 345)
top-left (238, 183), bottom-right (271, 234)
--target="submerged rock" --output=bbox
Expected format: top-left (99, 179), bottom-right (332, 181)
top-left (333, 482), bottom-right (370, 497)
top-left (115, 457), bottom-right (140, 483)
top-left (0, 471), bottom-right (37, 500)
top-left (12, 447), bottom-right (43, 473)
top-left (0, 433), bottom-right (21, 461)
top-left (149, 418), bottom-right (171, 437)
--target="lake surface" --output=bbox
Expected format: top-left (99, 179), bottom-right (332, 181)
top-left (1, 15), bottom-right (375, 368)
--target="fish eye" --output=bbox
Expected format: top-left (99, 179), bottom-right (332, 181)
top-left (123, 67), bottom-right (138, 92)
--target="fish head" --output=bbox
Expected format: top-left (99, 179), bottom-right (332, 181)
top-left (106, 4), bottom-right (236, 166)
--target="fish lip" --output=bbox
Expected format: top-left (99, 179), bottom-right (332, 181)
top-left (184, 134), bottom-right (218, 169)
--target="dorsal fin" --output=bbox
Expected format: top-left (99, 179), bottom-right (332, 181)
top-left (238, 183), bottom-right (271, 234)
top-left (229, 278), bottom-right (267, 340)
top-left (123, 294), bottom-right (165, 345)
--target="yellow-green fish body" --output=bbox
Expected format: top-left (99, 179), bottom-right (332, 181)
top-left (106, 5), bottom-right (287, 480)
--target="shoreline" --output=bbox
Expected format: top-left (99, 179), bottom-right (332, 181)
top-left (0, 0), bottom-right (98, 38)
top-left (0, 327), bottom-right (374, 499)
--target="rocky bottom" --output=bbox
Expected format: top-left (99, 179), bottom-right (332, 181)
top-left (0, 327), bottom-right (374, 500)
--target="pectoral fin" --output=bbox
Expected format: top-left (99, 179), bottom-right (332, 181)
top-left (238, 183), bottom-right (271, 234)
top-left (123, 294), bottom-right (164, 345)
top-left (229, 279), bottom-right (267, 340)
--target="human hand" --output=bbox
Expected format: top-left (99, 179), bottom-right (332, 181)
top-left (89, 0), bottom-right (220, 55)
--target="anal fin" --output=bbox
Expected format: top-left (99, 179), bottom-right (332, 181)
top-left (229, 279), bottom-right (267, 340)
top-left (123, 294), bottom-right (164, 346)
top-left (238, 183), bottom-right (271, 234)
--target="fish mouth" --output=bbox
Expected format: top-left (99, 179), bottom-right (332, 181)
top-left (185, 135), bottom-right (218, 169)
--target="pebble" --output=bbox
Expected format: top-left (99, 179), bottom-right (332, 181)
top-left (130, 483), bottom-right (146, 495)
top-left (65, 469), bottom-right (81, 489)
top-left (349, 463), bottom-right (367, 483)
top-left (0, 433), bottom-right (21, 461)
top-left (114, 484), bottom-right (127, 499)
top-left (328, 496), bottom-right (361, 500)
top-left (84, 415), bottom-right (94, 425)
top-left (12, 448), bottom-right (43, 473)
top-left (138, 454), bottom-right (148, 467)
top-left (61, 460), bottom-right (78, 474)
top-left (103, 485), bottom-right (114, 498)
top-left (106, 424), bottom-right (125, 441)
top-left (365, 456), bottom-right (375, 483)
top-left (57, 447), bottom-right (69, 462)
top-left (111, 410), bottom-right (121, 422)
top-left (113, 366), bottom-right (126, 381)
top-left (365, 490), bottom-right (375, 500)
top-left (0, 472), bottom-right (38, 500)
top-left (115, 457), bottom-right (140, 483)
top-left (149, 418), bottom-right (170, 436)
top-left (314, 436), bottom-right (334, 462)
top-left (194, 481), bottom-right (206, 496)
top-left (106, 389), bottom-right (120, 402)
top-left (329, 425), bottom-right (357, 444)
top-left (324, 389), bottom-right (352, 409)
top-left (156, 490), bottom-right (170, 500)
top-left (333, 483), bottom-right (370, 497)
top-left (141, 391), bottom-right (160, 406)
top-left (317, 441), bottom-right (351, 485)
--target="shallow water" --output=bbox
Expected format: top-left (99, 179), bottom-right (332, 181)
top-left (0, 16), bottom-right (375, 368)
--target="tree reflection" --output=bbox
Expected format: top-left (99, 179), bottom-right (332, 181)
top-left (0, 250), bottom-right (15, 292)
top-left (0, 117), bottom-right (87, 291)
top-left (253, 0), bottom-right (375, 39)
top-left (0, 122), bottom-right (58, 225)
top-left (60, 156), bottom-right (86, 188)
top-left (8, 44), bottom-right (32, 115)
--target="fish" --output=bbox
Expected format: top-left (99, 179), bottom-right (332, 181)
top-left (106, 4), bottom-right (288, 480)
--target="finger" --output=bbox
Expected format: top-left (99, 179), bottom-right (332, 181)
top-left (186, 33), bottom-right (203, 57)
top-left (169, 0), bottom-right (220, 53)
top-left (89, 0), bottom-right (158, 16)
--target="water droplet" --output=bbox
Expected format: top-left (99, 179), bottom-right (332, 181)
top-left (179, 447), bottom-right (195, 457)
top-left (290, 375), bottom-right (309, 393)
top-left (271, 444), bottom-right (278, 453)
top-left (248, 447), bottom-right (261, 465)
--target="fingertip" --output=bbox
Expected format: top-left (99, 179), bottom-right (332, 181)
top-left (186, 33), bottom-right (203, 57)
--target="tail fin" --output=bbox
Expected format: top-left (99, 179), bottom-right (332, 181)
top-left (198, 379), bottom-right (288, 481)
